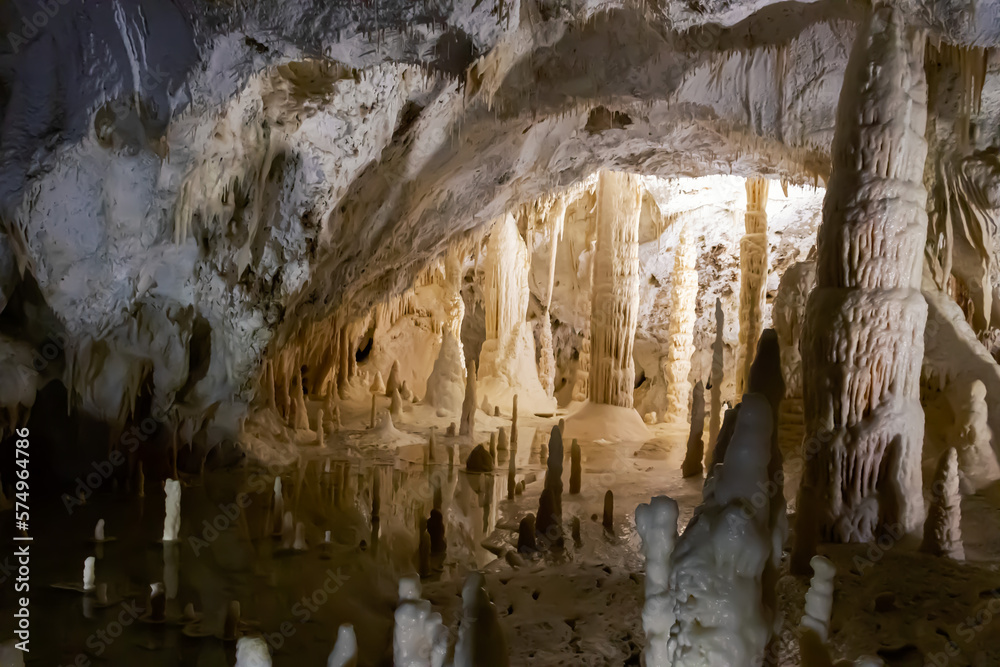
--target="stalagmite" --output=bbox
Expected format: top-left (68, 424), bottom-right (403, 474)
top-left (390, 388), bottom-right (403, 418)
top-left (509, 395), bottom-right (519, 454)
top-left (94, 519), bottom-right (105, 542)
top-left (328, 624), bottom-right (358, 667)
top-left (293, 522), bottom-right (307, 551)
top-left (921, 448), bottom-right (965, 560)
top-left (665, 393), bottom-right (782, 666)
top-left (772, 261), bottom-right (816, 453)
top-left (800, 556), bottom-right (836, 643)
top-left (569, 439), bottom-right (581, 494)
top-left (635, 496), bottom-right (679, 667)
top-left (536, 426), bottom-right (564, 545)
top-left (736, 178), bottom-right (770, 396)
top-left (385, 360), bottom-right (401, 397)
top-left (478, 214), bottom-right (551, 408)
top-left (370, 372), bottom-right (386, 395)
top-left (83, 556), bottom-right (96, 591)
top-left (664, 219), bottom-right (698, 423)
top-left (707, 299), bottom-right (725, 468)
top-left (454, 572), bottom-right (509, 667)
top-left (293, 369), bottom-right (310, 431)
top-left (162, 479), bottom-right (181, 542)
top-left (443, 244), bottom-right (467, 353)
top-left (425, 329), bottom-right (466, 414)
top-left (681, 380), bottom-right (706, 478)
top-left (497, 427), bottom-right (508, 454)
top-left (489, 432), bottom-right (497, 464)
top-left (394, 576), bottom-right (439, 666)
top-left (466, 444), bottom-right (493, 472)
top-left (573, 192), bottom-right (599, 403)
top-left (235, 637), bottom-right (271, 667)
top-left (589, 171), bottom-right (642, 408)
top-left (316, 409), bottom-right (325, 448)
top-left (146, 583), bottom-right (166, 623)
top-left (795, 7), bottom-right (931, 560)
top-left (948, 379), bottom-right (1000, 493)
top-left (507, 451), bottom-right (516, 500)
top-left (400, 381), bottom-right (413, 402)
top-left (280, 511), bottom-right (295, 549)
top-left (460, 361), bottom-right (478, 436)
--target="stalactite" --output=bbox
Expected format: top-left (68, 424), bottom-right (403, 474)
top-left (664, 219), bottom-right (698, 423)
top-left (795, 7), bottom-right (930, 565)
top-left (736, 177), bottom-right (769, 396)
top-left (589, 171), bottom-right (642, 408)
top-left (707, 299), bottom-right (725, 470)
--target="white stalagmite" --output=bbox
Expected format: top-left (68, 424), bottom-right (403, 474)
top-left (444, 244), bottom-right (466, 357)
top-left (795, 6), bottom-right (930, 564)
top-left (800, 555), bottom-right (836, 643)
top-left (162, 478), bottom-right (181, 542)
top-left (94, 519), bottom-right (105, 541)
top-left (390, 388), bottom-right (403, 418)
top-left (370, 371), bottom-right (386, 395)
top-left (589, 170), bottom-right (642, 408)
top-left (83, 556), bottom-right (96, 591)
top-left (707, 299), bottom-right (725, 468)
top-left (235, 637), bottom-right (272, 667)
top-left (665, 393), bottom-right (782, 666)
top-left (635, 496), bottom-right (679, 667)
top-left (328, 624), bottom-right (358, 667)
top-left (947, 379), bottom-right (1000, 493)
top-left (538, 196), bottom-right (568, 397)
top-left (478, 214), bottom-right (551, 409)
top-left (394, 575), bottom-right (439, 666)
top-left (772, 260), bottom-right (816, 453)
top-left (425, 328), bottom-right (467, 414)
top-left (736, 177), bottom-right (769, 396)
top-left (664, 219), bottom-right (698, 423)
top-left (386, 360), bottom-right (402, 397)
top-left (920, 447), bottom-right (965, 560)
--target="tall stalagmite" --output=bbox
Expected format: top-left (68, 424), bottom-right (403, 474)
top-left (589, 171), bottom-right (642, 408)
top-left (794, 6), bottom-right (930, 565)
top-left (736, 177), bottom-right (769, 396)
top-left (772, 260), bottom-right (816, 454)
top-left (664, 219), bottom-right (698, 423)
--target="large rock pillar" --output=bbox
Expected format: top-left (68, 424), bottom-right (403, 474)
top-left (794, 6), bottom-right (929, 566)
top-left (589, 171), bottom-right (642, 408)
top-left (664, 220), bottom-right (698, 423)
top-left (736, 178), bottom-right (769, 396)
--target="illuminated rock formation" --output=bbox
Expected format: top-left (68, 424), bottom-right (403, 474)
top-left (664, 219), bottom-right (698, 423)
top-left (795, 7), bottom-right (930, 564)
top-left (589, 171), bottom-right (642, 409)
top-left (772, 260), bottom-right (816, 454)
top-left (920, 448), bottom-right (965, 561)
top-left (736, 177), bottom-right (769, 396)
top-left (947, 379), bottom-right (1000, 493)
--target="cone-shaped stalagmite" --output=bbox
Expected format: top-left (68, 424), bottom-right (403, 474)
top-left (920, 448), bottom-right (964, 560)
top-left (795, 6), bottom-right (931, 565)
top-left (708, 299), bottom-right (725, 469)
top-left (385, 360), bottom-right (401, 397)
top-left (535, 426), bottom-right (564, 545)
top-left (589, 171), bottom-right (642, 408)
top-left (681, 380), bottom-right (705, 477)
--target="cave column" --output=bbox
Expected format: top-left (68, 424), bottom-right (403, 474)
top-left (538, 196), bottom-right (568, 398)
top-left (589, 170), bottom-right (642, 408)
top-left (736, 177), bottom-right (769, 396)
top-left (794, 6), bottom-right (929, 566)
top-left (664, 219), bottom-right (698, 423)
top-left (444, 244), bottom-right (466, 358)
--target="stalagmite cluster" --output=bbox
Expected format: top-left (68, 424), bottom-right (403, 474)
top-left (796, 6), bottom-right (931, 559)
top-left (589, 171), bottom-right (642, 408)
top-left (736, 178), bottom-right (770, 396)
top-left (664, 220), bottom-right (698, 423)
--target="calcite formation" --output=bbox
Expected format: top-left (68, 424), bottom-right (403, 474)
top-left (589, 171), bottom-right (642, 409)
top-left (664, 220), bottom-right (698, 423)
top-left (920, 448), bottom-right (965, 561)
top-left (796, 6), bottom-right (931, 562)
top-left (772, 260), bottom-right (816, 453)
top-left (736, 178), bottom-right (770, 396)
top-left (947, 379), bottom-right (1000, 493)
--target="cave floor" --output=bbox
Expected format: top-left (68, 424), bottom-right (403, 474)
top-left (4, 386), bottom-right (1000, 666)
